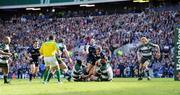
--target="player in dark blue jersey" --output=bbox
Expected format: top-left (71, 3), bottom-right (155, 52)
top-left (86, 39), bottom-right (102, 79)
top-left (26, 40), bottom-right (41, 81)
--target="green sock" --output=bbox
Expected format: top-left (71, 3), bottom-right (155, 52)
top-left (56, 69), bottom-right (61, 82)
top-left (43, 69), bottom-right (50, 82)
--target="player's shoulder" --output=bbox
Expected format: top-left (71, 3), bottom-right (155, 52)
top-left (27, 46), bottom-right (33, 51)
top-left (90, 44), bottom-right (98, 49)
top-left (148, 42), bottom-right (157, 46)
top-left (58, 43), bottom-right (66, 47)
top-left (0, 43), bottom-right (4, 49)
top-left (43, 41), bottom-right (57, 45)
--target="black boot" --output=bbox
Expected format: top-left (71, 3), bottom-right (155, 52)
top-left (29, 73), bottom-right (32, 81)
top-left (4, 75), bottom-right (10, 84)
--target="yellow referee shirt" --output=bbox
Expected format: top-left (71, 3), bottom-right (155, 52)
top-left (40, 41), bottom-right (59, 57)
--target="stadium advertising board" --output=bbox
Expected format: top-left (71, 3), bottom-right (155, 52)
top-left (175, 25), bottom-right (180, 81)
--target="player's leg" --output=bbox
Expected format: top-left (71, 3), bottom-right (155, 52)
top-left (52, 66), bottom-right (61, 83)
top-left (34, 63), bottom-right (39, 78)
top-left (106, 66), bottom-right (113, 81)
top-left (138, 63), bottom-right (144, 80)
top-left (87, 63), bottom-right (93, 73)
top-left (59, 62), bottom-right (68, 72)
top-left (143, 60), bottom-right (151, 80)
top-left (60, 61), bottom-right (73, 81)
top-left (87, 64), bottom-right (94, 77)
top-left (52, 57), bottom-right (62, 83)
top-left (92, 65), bottom-right (97, 76)
top-left (86, 56), bottom-right (94, 75)
top-left (47, 57), bottom-right (65, 82)
top-left (57, 57), bottom-right (73, 81)
top-left (29, 63), bottom-right (35, 81)
top-left (47, 69), bottom-right (56, 82)
top-left (42, 58), bottom-right (51, 83)
top-left (87, 59), bottom-right (96, 78)
top-left (43, 65), bottom-right (51, 83)
top-left (2, 66), bottom-right (10, 84)
top-left (138, 57), bottom-right (147, 80)
top-left (100, 68), bottom-right (112, 82)
top-left (90, 65), bottom-right (101, 81)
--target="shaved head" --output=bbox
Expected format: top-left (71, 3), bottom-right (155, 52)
top-left (140, 37), bottom-right (148, 45)
top-left (4, 36), bottom-right (11, 44)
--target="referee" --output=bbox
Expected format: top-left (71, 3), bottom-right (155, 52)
top-left (40, 35), bottom-right (61, 84)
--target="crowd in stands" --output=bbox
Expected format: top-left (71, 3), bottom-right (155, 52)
top-left (0, 4), bottom-right (179, 79)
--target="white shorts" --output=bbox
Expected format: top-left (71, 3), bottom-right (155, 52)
top-left (44, 56), bottom-right (58, 67)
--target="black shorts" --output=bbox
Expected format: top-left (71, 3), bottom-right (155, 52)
top-left (30, 61), bottom-right (39, 67)
top-left (0, 63), bottom-right (8, 68)
top-left (140, 56), bottom-right (152, 64)
top-left (87, 55), bottom-right (96, 65)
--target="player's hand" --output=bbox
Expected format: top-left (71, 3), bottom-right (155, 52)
top-left (137, 54), bottom-right (141, 62)
top-left (156, 52), bottom-right (161, 59)
top-left (38, 55), bottom-right (43, 59)
top-left (69, 58), bottom-right (73, 64)
top-left (7, 53), bottom-right (12, 56)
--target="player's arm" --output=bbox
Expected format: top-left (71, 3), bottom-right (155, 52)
top-left (106, 48), bottom-right (111, 58)
top-left (85, 45), bottom-right (89, 54)
top-left (63, 46), bottom-right (73, 64)
top-left (150, 43), bottom-right (161, 54)
top-left (95, 60), bottom-right (99, 66)
top-left (39, 43), bottom-right (44, 56)
top-left (25, 48), bottom-right (31, 60)
top-left (155, 44), bottom-right (160, 54)
top-left (150, 43), bottom-right (161, 59)
top-left (136, 46), bottom-right (142, 62)
top-left (55, 43), bottom-right (61, 56)
top-left (0, 50), bottom-right (12, 56)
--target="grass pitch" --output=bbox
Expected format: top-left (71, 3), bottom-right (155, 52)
top-left (0, 78), bottom-right (180, 95)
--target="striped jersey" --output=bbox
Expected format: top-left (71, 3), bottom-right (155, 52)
top-left (58, 43), bottom-right (67, 52)
top-left (0, 43), bottom-right (10, 64)
top-left (96, 59), bottom-right (113, 80)
top-left (138, 42), bottom-right (157, 57)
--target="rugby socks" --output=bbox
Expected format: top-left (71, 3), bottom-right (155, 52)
top-left (146, 70), bottom-right (150, 77)
top-left (33, 74), bottom-right (36, 79)
top-left (65, 72), bottom-right (72, 81)
top-left (29, 73), bottom-right (33, 81)
top-left (4, 74), bottom-right (8, 83)
top-left (138, 69), bottom-right (144, 78)
top-left (56, 69), bottom-right (61, 82)
top-left (43, 69), bottom-right (51, 82)
top-left (47, 73), bottom-right (53, 82)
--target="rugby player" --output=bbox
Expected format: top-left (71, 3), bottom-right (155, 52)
top-left (72, 59), bottom-right (87, 81)
top-left (90, 52), bottom-right (113, 81)
top-left (0, 36), bottom-right (12, 84)
top-left (86, 39), bottom-right (101, 79)
top-left (137, 37), bottom-right (161, 80)
top-left (26, 40), bottom-right (41, 81)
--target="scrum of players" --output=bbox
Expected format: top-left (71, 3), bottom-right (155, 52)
top-left (0, 35), bottom-right (160, 84)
